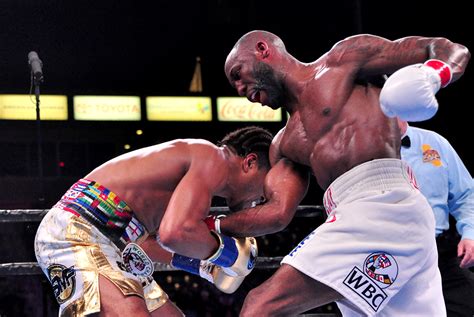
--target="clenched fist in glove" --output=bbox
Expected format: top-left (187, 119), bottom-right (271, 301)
top-left (171, 253), bottom-right (247, 294)
top-left (206, 232), bottom-right (258, 277)
top-left (379, 59), bottom-right (452, 121)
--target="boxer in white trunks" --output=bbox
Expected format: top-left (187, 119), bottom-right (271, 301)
top-left (213, 30), bottom-right (470, 316)
top-left (35, 126), bottom-right (271, 316)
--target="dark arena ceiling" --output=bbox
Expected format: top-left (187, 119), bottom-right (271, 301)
top-left (0, 0), bottom-right (472, 181)
top-left (1, 0), bottom-right (472, 96)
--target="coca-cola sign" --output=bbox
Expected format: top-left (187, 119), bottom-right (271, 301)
top-left (217, 97), bottom-right (281, 122)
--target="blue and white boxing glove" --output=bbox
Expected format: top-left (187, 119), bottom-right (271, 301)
top-left (379, 59), bottom-right (452, 121)
top-left (171, 254), bottom-right (246, 294)
top-left (205, 232), bottom-right (258, 277)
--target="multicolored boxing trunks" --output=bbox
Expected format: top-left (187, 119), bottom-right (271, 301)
top-left (34, 179), bottom-right (168, 316)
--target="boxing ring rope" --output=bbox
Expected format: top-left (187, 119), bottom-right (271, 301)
top-left (0, 205), bottom-right (324, 223)
top-left (0, 257), bottom-right (287, 277)
top-left (0, 205), bottom-right (324, 276)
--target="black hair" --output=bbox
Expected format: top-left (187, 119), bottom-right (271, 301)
top-left (218, 126), bottom-right (273, 169)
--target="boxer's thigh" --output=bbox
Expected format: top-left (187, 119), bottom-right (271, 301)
top-left (240, 264), bottom-right (342, 317)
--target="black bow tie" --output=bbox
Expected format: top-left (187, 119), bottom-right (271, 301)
top-left (401, 135), bottom-right (411, 148)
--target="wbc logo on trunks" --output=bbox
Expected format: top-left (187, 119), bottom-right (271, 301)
top-left (47, 264), bottom-right (76, 304)
top-left (343, 252), bottom-right (398, 312)
top-left (363, 252), bottom-right (398, 288)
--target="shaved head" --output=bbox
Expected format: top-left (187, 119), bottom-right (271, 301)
top-left (225, 30), bottom-right (286, 74)
top-left (234, 30), bottom-right (285, 52)
top-left (224, 30), bottom-right (294, 110)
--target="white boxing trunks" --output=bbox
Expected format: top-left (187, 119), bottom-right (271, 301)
top-left (282, 159), bottom-right (445, 316)
top-left (34, 179), bottom-right (168, 316)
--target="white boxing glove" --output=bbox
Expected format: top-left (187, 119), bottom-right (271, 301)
top-left (379, 59), bottom-right (452, 121)
top-left (199, 261), bottom-right (246, 294)
top-left (170, 253), bottom-right (246, 294)
top-left (205, 233), bottom-right (258, 277)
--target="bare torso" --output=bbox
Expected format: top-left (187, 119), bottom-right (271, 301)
top-left (278, 58), bottom-right (400, 189)
top-left (226, 33), bottom-right (469, 190)
top-left (84, 139), bottom-right (227, 232)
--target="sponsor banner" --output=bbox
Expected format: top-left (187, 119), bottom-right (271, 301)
top-left (146, 96), bottom-right (212, 121)
top-left (73, 96), bottom-right (141, 121)
top-left (0, 94), bottom-right (68, 120)
top-left (217, 97), bottom-right (282, 122)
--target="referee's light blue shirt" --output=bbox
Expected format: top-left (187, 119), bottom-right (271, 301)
top-left (401, 126), bottom-right (474, 240)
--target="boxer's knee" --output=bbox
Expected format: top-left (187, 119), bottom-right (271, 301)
top-left (240, 285), bottom-right (277, 316)
top-left (99, 275), bottom-right (150, 316)
top-left (151, 301), bottom-right (185, 317)
top-left (240, 289), bottom-right (263, 316)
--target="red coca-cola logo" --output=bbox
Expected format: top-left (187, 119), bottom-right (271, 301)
top-left (219, 100), bottom-right (279, 121)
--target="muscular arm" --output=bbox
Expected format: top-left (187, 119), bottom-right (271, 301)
top-left (140, 234), bottom-right (173, 264)
top-left (328, 34), bottom-right (470, 82)
top-left (158, 146), bottom-right (225, 259)
top-left (219, 158), bottom-right (310, 237)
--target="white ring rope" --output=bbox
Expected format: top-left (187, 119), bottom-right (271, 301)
top-left (0, 257), bottom-right (286, 276)
top-left (0, 205), bottom-right (323, 276)
top-left (0, 205), bottom-right (324, 223)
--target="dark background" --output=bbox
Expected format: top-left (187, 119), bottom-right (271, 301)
top-left (0, 1), bottom-right (472, 316)
top-left (0, 0), bottom-right (472, 208)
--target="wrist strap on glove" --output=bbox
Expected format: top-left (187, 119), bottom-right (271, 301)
top-left (170, 253), bottom-right (246, 293)
top-left (171, 253), bottom-right (201, 275)
top-left (170, 253), bottom-right (215, 283)
top-left (424, 59), bottom-right (452, 88)
top-left (204, 214), bottom-right (226, 233)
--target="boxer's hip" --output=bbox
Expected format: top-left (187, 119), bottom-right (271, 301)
top-left (34, 180), bottom-right (165, 316)
top-left (52, 178), bottom-right (148, 249)
top-left (323, 158), bottom-right (419, 214)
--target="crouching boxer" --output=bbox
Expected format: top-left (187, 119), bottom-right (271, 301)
top-left (34, 126), bottom-right (272, 316)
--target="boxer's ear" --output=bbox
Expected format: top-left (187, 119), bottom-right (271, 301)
top-left (242, 153), bottom-right (258, 172)
top-left (256, 41), bottom-right (270, 59)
